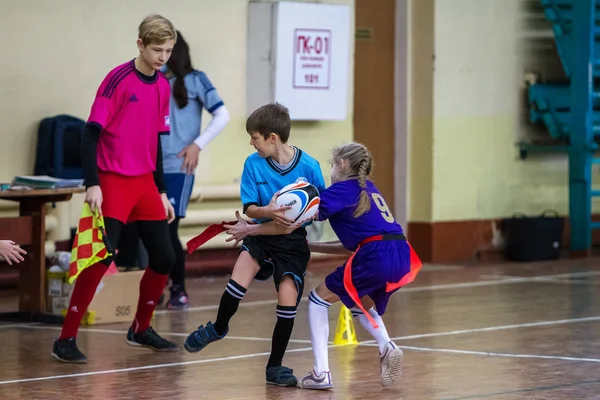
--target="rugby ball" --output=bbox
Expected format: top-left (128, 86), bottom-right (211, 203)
top-left (276, 181), bottom-right (320, 223)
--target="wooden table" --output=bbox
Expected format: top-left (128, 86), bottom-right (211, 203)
top-left (0, 187), bottom-right (84, 323)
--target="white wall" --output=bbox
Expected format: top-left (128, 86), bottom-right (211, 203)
top-left (0, 0), bottom-right (354, 186)
top-left (430, 0), bottom-right (573, 221)
top-left (0, 0), bottom-right (355, 242)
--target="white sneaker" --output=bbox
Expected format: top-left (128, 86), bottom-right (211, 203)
top-left (298, 369), bottom-right (334, 390)
top-left (380, 341), bottom-right (403, 387)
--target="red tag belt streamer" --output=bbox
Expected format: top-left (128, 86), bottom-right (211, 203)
top-left (343, 237), bottom-right (423, 329)
top-left (186, 221), bottom-right (237, 254)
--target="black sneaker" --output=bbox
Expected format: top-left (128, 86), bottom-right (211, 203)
top-left (126, 326), bottom-right (179, 352)
top-left (51, 337), bottom-right (88, 363)
top-left (266, 365), bottom-right (298, 387)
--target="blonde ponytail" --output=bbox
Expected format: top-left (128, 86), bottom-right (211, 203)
top-left (353, 157), bottom-right (372, 217)
top-left (331, 142), bottom-right (374, 218)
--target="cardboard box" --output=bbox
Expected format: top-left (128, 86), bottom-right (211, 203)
top-left (87, 270), bottom-right (145, 324)
top-left (47, 269), bottom-right (145, 325)
top-left (46, 266), bottom-right (70, 315)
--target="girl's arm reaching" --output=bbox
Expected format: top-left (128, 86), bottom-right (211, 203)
top-left (224, 211), bottom-right (308, 246)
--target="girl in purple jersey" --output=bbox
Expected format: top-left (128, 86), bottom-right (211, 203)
top-left (298, 142), bottom-right (422, 390)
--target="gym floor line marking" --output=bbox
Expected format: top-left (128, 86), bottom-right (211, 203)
top-left (18, 315), bottom-right (600, 348)
top-left (440, 379), bottom-right (600, 400)
top-left (0, 346), bottom-right (313, 386)
top-left (1, 341), bottom-right (596, 386)
top-left (360, 343), bottom-right (600, 363)
top-left (155, 271), bottom-right (595, 315)
top-left (360, 315), bottom-right (600, 343)
top-left (154, 298), bottom-right (278, 315)
top-left (0, 324), bottom-right (31, 330)
top-left (16, 325), bottom-right (315, 344)
top-left (480, 274), bottom-right (600, 285)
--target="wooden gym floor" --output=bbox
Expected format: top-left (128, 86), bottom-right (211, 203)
top-left (0, 258), bottom-right (599, 399)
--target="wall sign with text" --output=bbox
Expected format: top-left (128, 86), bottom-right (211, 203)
top-left (293, 29), bottom-right (332, 89)
top-left (247, 2), bottom-right (351, 120)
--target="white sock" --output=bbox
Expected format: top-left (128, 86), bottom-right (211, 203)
top-left (308, 290), bottom-right (331, 374)
top-left (352, 307), bottom-right (392, 353)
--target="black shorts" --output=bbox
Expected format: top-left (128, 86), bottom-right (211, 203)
top-left (241, 228), bottom-right (310, 305)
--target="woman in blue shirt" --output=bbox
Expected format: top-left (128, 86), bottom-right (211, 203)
top-left (161, 30), bottom-right (230, 308)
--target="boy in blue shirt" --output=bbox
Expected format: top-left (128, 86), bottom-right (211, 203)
top-left (184, 103), bottom-right (326, 387)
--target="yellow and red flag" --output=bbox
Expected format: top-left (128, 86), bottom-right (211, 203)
top-left (68, 203), bottom-right (115, 284)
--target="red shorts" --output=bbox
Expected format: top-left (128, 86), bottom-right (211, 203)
top-left (99, 171), bottom-right (166, 223)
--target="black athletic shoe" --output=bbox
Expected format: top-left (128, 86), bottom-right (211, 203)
top-left (51, 337), bottom-right (88, 364)
top-left (126, 326), bottom-right (179, 352)
top-left (266, 365), bottom-right (298, 387)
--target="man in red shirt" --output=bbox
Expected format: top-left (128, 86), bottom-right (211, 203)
top-left (52, 14), bottom-right (179, 364)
